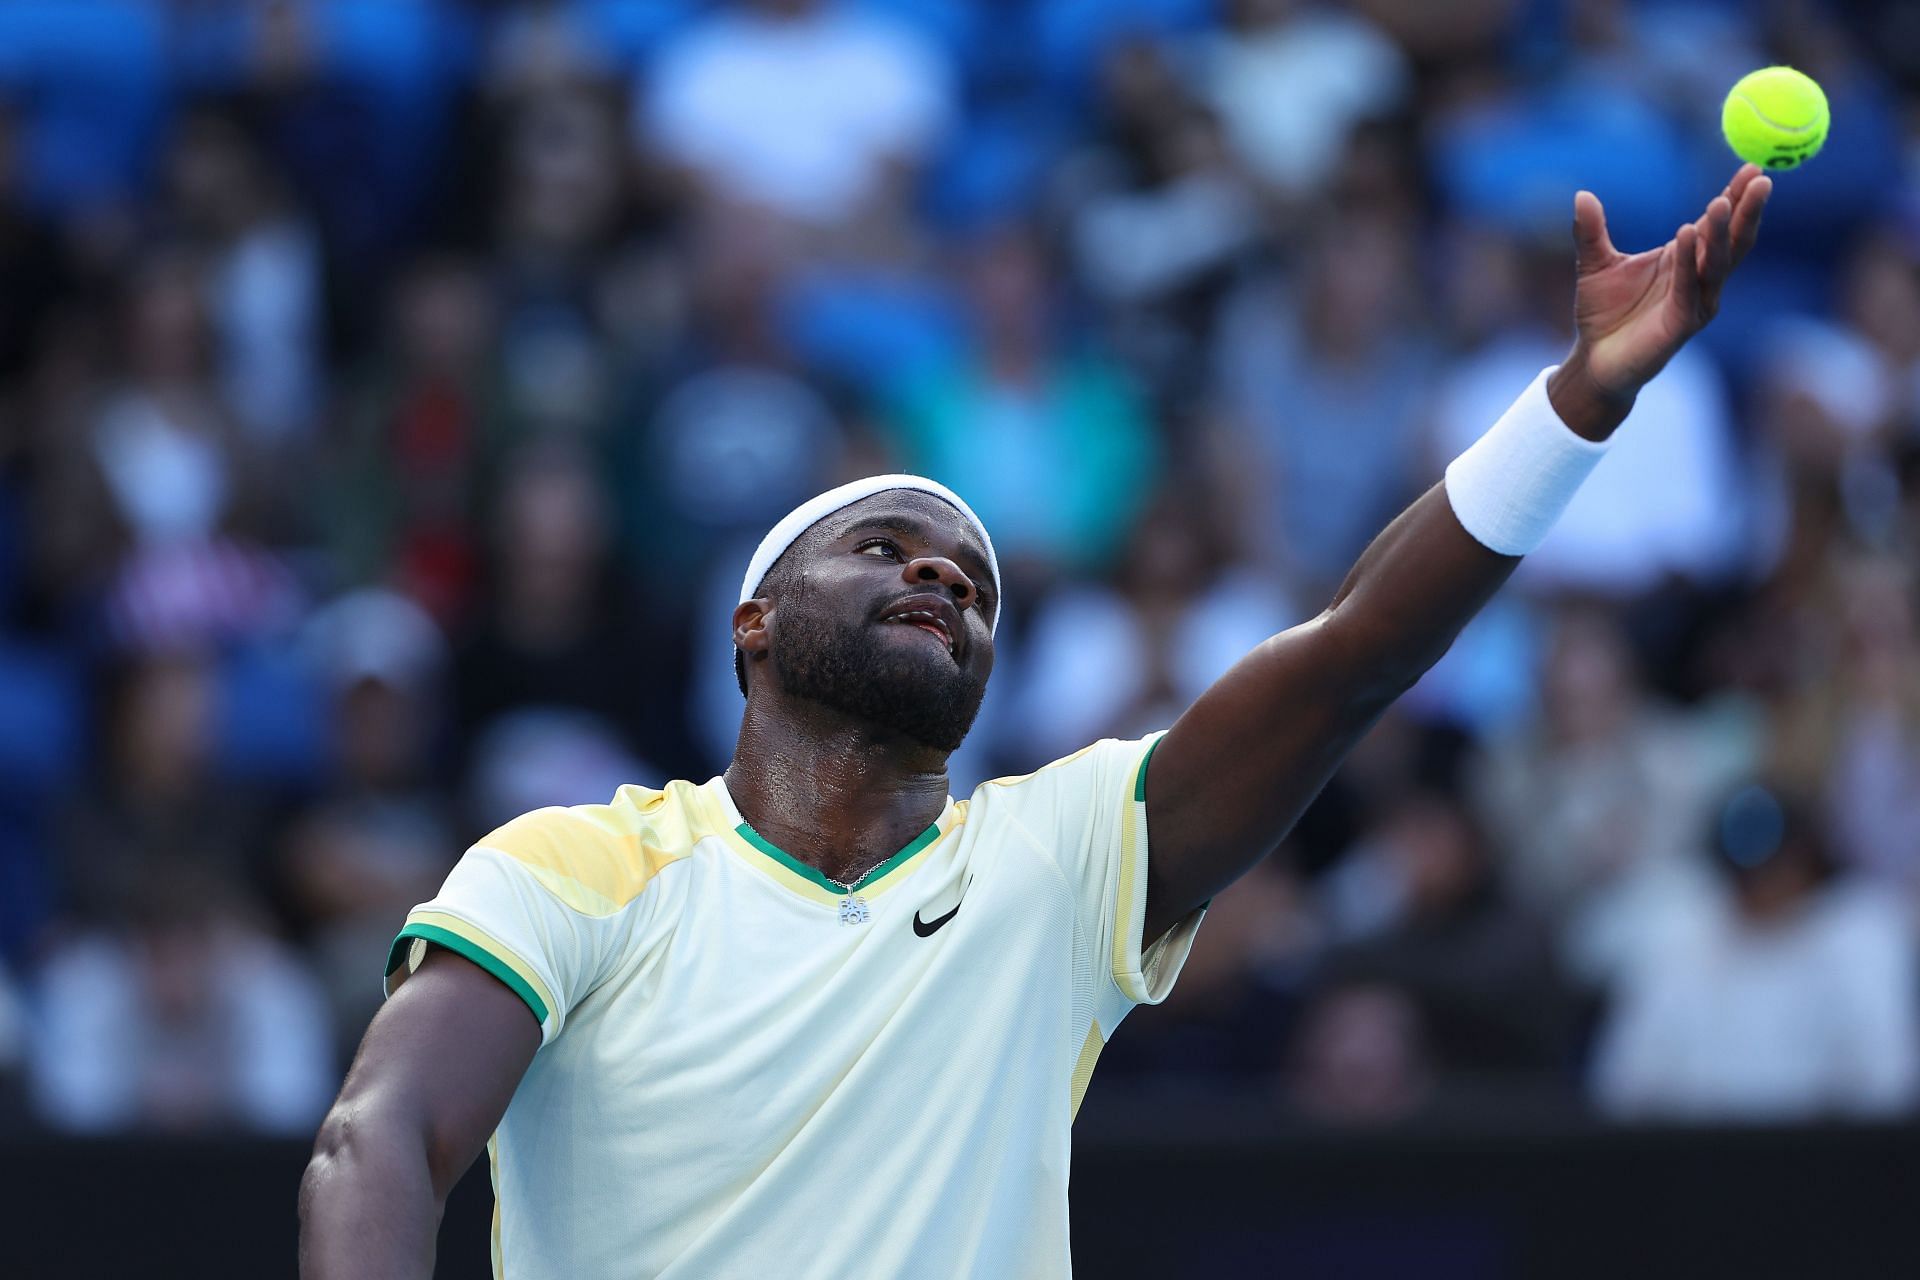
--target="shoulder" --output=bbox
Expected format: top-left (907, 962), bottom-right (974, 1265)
top-left (473, 780), bottom-right (707, 917)
top-left (970, 734), bottom-right (1164, 812)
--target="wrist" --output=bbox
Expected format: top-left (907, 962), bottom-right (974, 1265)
top-left (1444, 365), bottom-right (1612, 557)
top-left (1548, 346), bottom-right (1638, 441)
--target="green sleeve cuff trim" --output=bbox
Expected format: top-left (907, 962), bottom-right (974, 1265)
top-left (390, 923), bottom-right (551, 1027)
top-left (1134, 735), bottom-right (1163, 804)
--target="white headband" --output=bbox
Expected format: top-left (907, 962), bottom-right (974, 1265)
top-left (738, 474), bottom-right (1001, 634)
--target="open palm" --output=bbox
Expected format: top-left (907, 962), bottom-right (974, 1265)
top-left (1573, 165), bottom-right (1772, 396)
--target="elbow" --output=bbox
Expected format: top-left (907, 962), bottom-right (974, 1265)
top-left (1317, 609), bottom-right (1438, 707)
top-left (304, 1093), bottom-right (453, 1204)
top-left (299, 1104), bottom-right (355, 1227)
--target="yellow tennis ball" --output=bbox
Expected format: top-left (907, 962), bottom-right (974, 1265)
top-left (1722, 66), bottom-right (1829, 171)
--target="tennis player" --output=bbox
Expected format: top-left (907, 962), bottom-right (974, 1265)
top-left (300, 168), bottom-right (1770, 1278)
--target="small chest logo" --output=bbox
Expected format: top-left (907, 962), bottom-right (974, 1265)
top-left (912, 878), bottom-right (971, 937)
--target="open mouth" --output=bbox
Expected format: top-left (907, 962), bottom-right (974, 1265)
top-left (884, 609), bottom-right (956, 657)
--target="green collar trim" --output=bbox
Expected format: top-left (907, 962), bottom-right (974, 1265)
top-left (733, 819), bottom-right (942, 895)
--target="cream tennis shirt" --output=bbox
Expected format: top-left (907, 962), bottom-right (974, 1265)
top-left (386, 733), bottom-right (1202, 1278)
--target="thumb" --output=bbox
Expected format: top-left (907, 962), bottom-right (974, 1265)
top-left (1572, 190), bottom-right (1617, 275)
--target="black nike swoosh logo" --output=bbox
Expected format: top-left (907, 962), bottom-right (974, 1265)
top-left (913, 878), bottom-right (971, 937)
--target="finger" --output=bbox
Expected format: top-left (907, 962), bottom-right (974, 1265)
top-left (1699, 196), bottom-right (1733, 308)
top-left (1695, 165), bottom-right (1760, 244)
top-left (1727, 173), bottom-right (1772, 270)
top-left (1672, 222), bottom-right (1701, 320)
top-left (1691, 195), bottom-right (1722, 275)
top-left (1721, 163), bottom-right (1763, 209)
top-left (1572, 190), bottom-right (1617, 274)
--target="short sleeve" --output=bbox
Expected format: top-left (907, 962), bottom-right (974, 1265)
top-left (985, 733), bottom-right (1206, 1028)
top-left (384, 805), bottom-right (663, 1046)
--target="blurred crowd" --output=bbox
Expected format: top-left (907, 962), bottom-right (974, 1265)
top-left (2, 0), bottom-right (1919, 1137)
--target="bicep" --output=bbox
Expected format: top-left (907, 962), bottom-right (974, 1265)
top-left (1142, 612), bottom-right (1388, 938)
top-left (336, 947), bottom-right (541, 1197)
top-left (1142, 487), bottom-right (1516, 940)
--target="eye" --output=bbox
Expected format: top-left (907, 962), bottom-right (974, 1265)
top-left (855, 538), bottom-right (902, 560)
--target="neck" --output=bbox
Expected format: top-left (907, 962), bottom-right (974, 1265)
top-left (724, 695), bottom-right (952, 885)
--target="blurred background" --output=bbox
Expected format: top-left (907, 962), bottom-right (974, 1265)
top-left (2, 0), bottom-right (1919, 1275)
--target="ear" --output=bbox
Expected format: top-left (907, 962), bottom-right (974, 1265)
top-left (733, 598), bottom-right (773, 659)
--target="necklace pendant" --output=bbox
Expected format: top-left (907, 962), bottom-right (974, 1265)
top-left (838, 895), bottom-right (871, 926)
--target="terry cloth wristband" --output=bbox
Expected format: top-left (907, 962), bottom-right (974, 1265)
top-left (1443, 365), bottom-right (1611, 556)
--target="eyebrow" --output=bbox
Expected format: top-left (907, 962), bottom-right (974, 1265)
top-left (842, 513), bottom-right (995, 596)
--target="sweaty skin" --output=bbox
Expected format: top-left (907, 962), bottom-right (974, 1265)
top-left (299, 166), bottom-right (1770, 1278)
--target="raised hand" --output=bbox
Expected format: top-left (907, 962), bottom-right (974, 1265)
top-left (1550, 165), bottom-right (1772, 437)
top-left (1573, 165), bottom-right (1773, 393)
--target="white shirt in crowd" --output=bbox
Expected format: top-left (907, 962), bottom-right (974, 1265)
top-left (1594, 878), bottom-right (1920, 1121)
top-left (644, 4), bottom-right (955, 223)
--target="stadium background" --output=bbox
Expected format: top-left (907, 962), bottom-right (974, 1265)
top-left (1, 0), bottom-right (1918, 1275)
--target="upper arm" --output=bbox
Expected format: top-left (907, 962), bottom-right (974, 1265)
top-left (1142, 611), bottom-right (1386, 939)
top-left (1142, 485), bottom-right (1517, 940)
top-left (330, 946), bottom-right (541, 1199)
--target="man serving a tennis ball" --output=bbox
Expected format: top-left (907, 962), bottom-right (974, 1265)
top-left (302, 162), bottom-right (1772, 1278)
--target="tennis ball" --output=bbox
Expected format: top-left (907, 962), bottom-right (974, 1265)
top-left (1722, 66), bottom-right (1828, 171)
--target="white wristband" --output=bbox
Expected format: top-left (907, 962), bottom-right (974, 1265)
top-left (1443, 365), bottom-right (1610, 556)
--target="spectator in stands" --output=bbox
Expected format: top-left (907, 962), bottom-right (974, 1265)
top-left (1310, 788), bottom-right (1577, 1101)
top-left (1770, 553), bottom-right (1920, 898)
top-left (452, 440), bottom-right (686, 785)
top-left (1213, 207), bottom-right (1439, 590)
top-left (281, 590), bottom-right (455, 1055)
top-left (643, 0), bottom-right (956, 231)
top-left (329, 256), bottom-right (500, 622)
top-left (58, 649), bottom-right (259, 923)
top-left (1286, 978), bottom-right (1433, 1126)
top-left (1593, 784), bottom-right (1920, 1121)
top-left (1066, 38), bottom-right (1260, 398)
top-left (1011, 486), bottom-right (1295, 763)
top-left (35, 252), bottom-right (254, 583)
top-left (1471, 605), bottom-right (1755, 986)
top-left (29, 861), bottom-right (333, 1135)
top-left (882, 222), bottom-right (1159, 578)
top-left (161, 107), bottom-right (323, 448)
top-left (494, 82), bottom-right (634, 440)
top-left (1197, 0), bottom-right (1410, 200)
top-left (31, 644), bottom-right (333, 1134)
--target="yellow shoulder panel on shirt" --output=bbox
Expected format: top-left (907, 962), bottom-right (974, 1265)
top-left (476, 780), bottom-right (708, 917)
top-left (979, 741), bottom-right (1101, 790)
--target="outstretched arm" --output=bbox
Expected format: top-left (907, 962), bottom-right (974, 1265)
top-left (1142, 166), bottom-right (1772, 942)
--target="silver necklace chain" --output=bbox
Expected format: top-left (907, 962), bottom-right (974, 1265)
top-left (823, 865), bottom-right (879, 926)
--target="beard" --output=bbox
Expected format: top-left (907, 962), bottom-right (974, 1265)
top-left (772, 587), bottom-right (987, 752)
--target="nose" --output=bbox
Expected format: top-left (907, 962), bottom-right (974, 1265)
top-left (902, 556), bottom-right (976, 610)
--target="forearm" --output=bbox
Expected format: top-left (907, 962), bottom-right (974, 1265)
top-left (299, 1105), bottom-right (443, 1280)
top-left (1142, 487), bottom-right (1517, 935)
top-left (1144, 361), bottom-right (1612, 932)
top-left (1325, 352), bottom-right (1622, 692)
top-left (1320, 483), bottom-right (1518, 698)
